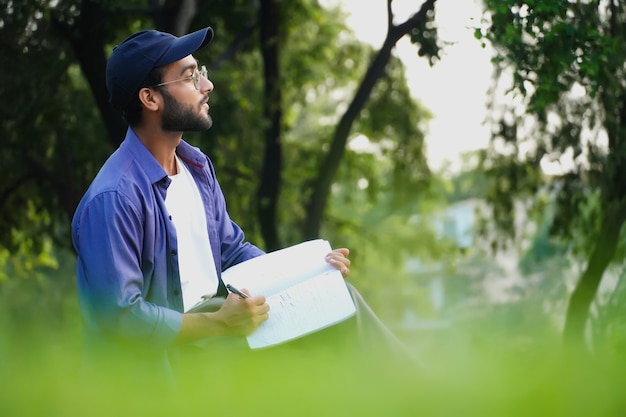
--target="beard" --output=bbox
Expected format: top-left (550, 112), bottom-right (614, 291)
top-left (160, 88), bottom-right (213, 132)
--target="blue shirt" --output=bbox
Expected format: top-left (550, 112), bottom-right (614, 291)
top-left (71, 128), bottom-right (264, 362)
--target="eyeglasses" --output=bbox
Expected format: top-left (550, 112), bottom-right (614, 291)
top-left (151, 65), bottom-right (208, 90)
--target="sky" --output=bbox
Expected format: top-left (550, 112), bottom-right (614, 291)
top-left (322, 0), bottom-right (494, 172)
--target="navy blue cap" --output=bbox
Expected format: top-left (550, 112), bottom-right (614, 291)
top-left (106, 27), bottom-right (214, 111)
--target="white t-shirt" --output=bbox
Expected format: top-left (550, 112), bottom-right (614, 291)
top-left (165, 155), bottom-right (219, 312)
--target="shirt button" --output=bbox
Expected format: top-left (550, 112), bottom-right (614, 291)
top-left (170, 250), bottom-right (177, 256)
top-left (173, 290), bottom-right (180, 296)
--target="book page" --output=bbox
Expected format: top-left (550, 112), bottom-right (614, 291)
top-left (246, 269), bottom-right (356, 349)
top-left (221, 239), bottom-right (356, 349)
top-left (222, 239), bottom-right (335, 296)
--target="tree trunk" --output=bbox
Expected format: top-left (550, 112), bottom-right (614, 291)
top-left (563, 202), bottom-right (626, 347)
top-left (303, 0), bottom-right (436, 239)
top-left (302, 40), bottom-right (392, 239)
top-left (154, 0), bottom-right (196, 36)
top-left (55, 0), bottom-right (127, 147)
top-left (257, 0), bottom-right (282, 251)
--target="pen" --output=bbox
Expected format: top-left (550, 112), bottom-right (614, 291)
top-left (226, 283), bottom-right (249, 299)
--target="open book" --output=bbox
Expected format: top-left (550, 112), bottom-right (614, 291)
top-left (221, 239), bottom-right (356, 349)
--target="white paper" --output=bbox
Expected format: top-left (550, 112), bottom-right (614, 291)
top-left (221, 239), bottom-right (356, 349)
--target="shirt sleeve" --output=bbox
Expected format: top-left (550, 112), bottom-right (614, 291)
top-left (73, 191), bottom-right (181, 349)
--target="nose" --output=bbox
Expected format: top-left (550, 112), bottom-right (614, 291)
top-left (201, 75), bottom-right (214, 93)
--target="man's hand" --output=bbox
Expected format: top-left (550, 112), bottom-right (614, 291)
top-left (215, 291), bottom-right (270, 336)
top-left (325, 247), bottom-right (351, 277)
top-left (175, 291), bottom-right (269, 344)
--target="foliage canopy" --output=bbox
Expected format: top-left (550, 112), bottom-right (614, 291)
top-left (477, 0), bottom-right (626, 344)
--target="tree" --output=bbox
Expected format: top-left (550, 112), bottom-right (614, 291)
top-left (257, 0), bottom-right (283, 250)
top-left (477, 0), bottom-right (626, 347)
top-left (200, 0), bottom-right (441, 248)
top-left (303, 0), bottom-right (440, 239)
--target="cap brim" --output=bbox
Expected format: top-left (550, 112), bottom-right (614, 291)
top-left (155, 26), bottom-right (214, 67)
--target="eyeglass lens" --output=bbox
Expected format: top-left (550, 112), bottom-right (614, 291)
top-left (193, 66), bottom-right (208, 89)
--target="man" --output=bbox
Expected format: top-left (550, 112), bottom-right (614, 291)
top-left (72, 26), bottom-right (411, 380)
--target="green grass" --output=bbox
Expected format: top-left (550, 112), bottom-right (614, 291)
top-left (2, 319), bottom-right (625, 417)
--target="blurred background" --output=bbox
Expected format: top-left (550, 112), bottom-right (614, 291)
top-left (2, 0), bottom-right (626, 415)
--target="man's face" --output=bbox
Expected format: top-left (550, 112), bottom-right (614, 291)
top-left (155, 55), bottom-right (214, 132)
top-left (160, 86), bottom-right (213, 132)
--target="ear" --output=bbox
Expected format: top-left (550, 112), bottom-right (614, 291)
top-left (138, 87), bottom-right (161, 112)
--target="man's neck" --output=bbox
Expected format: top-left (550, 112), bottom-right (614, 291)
top-left (133, 124), bottom-right (182, 176)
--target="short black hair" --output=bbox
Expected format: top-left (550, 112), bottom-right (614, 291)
top-left (122, 66), bottom-right (164, 126)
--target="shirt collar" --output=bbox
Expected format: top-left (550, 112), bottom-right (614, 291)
top-left (121, 127), bottom-right (206, 184)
